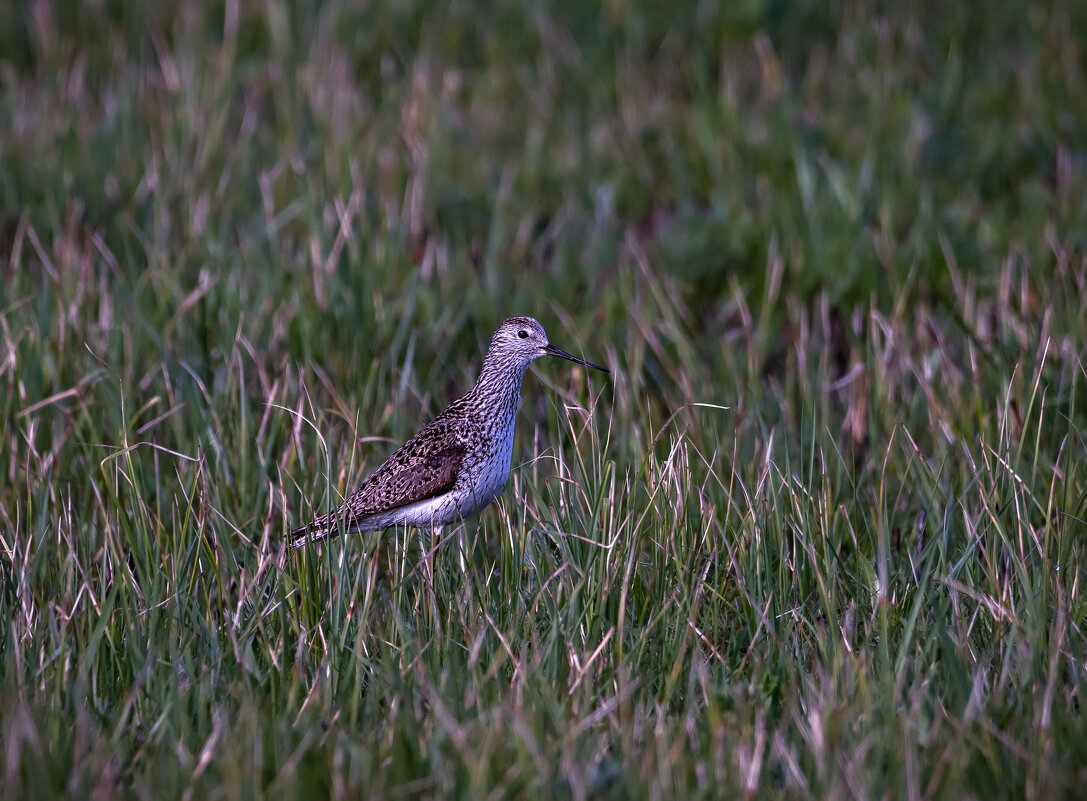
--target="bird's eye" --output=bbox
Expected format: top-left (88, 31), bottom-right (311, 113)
top-left (518, 330), bottom-right (528, 339)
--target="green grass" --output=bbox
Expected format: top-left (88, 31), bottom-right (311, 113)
top-left (2, 0), bottom-right (1086, 798)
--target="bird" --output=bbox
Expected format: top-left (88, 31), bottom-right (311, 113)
top-left (288, 316), bottom-right (608, 548)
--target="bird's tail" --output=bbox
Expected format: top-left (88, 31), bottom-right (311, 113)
top-left (288, 504), bottom-right (362, 549)
top-left (288, 522), bottom-right (333, 549)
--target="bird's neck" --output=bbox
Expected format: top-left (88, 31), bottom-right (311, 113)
top-left (469, 353), bottom-right (529, 412)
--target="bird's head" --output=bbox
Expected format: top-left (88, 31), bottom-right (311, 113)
top-left (490, 316), bottom-right (609, 373)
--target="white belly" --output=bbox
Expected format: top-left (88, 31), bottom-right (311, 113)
top-left (362, 492), bottom-right (463, 530)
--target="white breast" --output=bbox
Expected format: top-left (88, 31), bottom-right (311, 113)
top-left (457, 417), bottom-right (515, 517)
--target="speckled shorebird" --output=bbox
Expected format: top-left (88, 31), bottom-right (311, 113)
top-left (289, 316), bottom-right (608, 547)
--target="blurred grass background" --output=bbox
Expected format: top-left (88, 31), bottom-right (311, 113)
top-left (1, 0), bottom-right (1086, 798)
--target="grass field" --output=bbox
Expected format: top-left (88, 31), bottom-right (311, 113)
top-left (2, 1), bottom-right (1086, 798)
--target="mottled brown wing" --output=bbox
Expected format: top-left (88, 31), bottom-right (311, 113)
top-left (345, 437), bottom-right (465, 519)
top-left (289, 420), bottom-right (466, 546)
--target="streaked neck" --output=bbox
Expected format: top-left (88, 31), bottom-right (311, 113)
top-left (471, 351), bottom-right (530, 403)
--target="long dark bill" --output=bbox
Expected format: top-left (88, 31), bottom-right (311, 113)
top-left (544, 344), bottom-right (609, 373)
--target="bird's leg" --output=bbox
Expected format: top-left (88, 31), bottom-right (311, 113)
top-left (424, 525), bottom-right (441, 595)
top-left (455, 524), bottom-right (468, 575)
top-left (424, 524), bottom-right (443, 629)
top-left (395, 525), bottom-right (410, 588)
